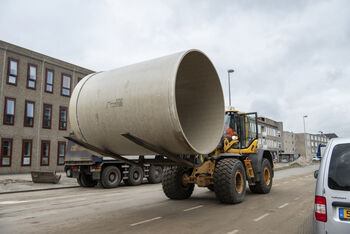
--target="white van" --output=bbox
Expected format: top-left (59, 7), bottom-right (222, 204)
top-left (313, 138), bottom-right (350, 233)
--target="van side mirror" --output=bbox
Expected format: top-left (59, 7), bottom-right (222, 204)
top-left (314, 170), bottom-right (319, 179)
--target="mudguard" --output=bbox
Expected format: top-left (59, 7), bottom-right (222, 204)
top-left (249, 149), bottom-right (274, 182)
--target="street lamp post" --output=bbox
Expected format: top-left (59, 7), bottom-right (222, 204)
top-left (227, 69), bottom-right (234, 107)
top-left (303, 115), bottom-right (308, 160)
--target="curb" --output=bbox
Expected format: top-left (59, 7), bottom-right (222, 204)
top-left (0, 185), bottom-right (80, 195)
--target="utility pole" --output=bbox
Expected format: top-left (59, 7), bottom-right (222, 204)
top-left (227, 69), bottom-right (234, 107)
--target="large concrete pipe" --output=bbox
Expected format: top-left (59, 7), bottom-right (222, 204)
top-left (69, 49), bottom-right (225, 155)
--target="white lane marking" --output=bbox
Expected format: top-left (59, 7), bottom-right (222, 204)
top-left (278, 203), bottom-right (289, 209)
top-left (0, 193), bottom-right (98, 205)
top-left (184, 205), bottom-right (203, 212)
top-left (283, 181), bottom-right (288, 184)
top-left (130, 217), bottom-right (162, 226)
top-left (294, 197), bottom-right (300, 201)
top-left (227, 230), bottom-right (239, 234)
top-left (254, 213), bottom-right (269, 222)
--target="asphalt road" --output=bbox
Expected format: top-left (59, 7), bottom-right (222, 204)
top-left (0, 165), bottom-right (319, 234)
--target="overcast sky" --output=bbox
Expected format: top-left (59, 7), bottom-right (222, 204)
top-left (1, 0), bottom-right (349, 136)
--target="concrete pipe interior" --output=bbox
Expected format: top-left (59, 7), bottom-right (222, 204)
top-left (175, 51), bottom-right (224, 154)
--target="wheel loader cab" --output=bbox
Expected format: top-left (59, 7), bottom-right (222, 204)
top-left (221, 111), bottom-right (259, 154)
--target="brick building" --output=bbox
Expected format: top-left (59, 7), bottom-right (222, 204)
top-left (0, 40), bottom-right (93, 174)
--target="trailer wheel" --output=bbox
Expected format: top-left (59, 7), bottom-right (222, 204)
top-left (162, 166), bottom-right (194, 200)
top-left (249, 158), bottom-right (272, 194)
top-left (125, 166), bottom-right (144, 186)
top-left (148, 165), bottom-right (163, 184)
top-left (214, 158), bottom-right (246, 204)
top-left (78, 173), bottom-right (97, 187)
top-left (101, 166), bottom-right (122, 188)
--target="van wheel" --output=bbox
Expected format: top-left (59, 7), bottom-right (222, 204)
top-left (78, 173), bottom-right (97, 187)
top-left (101, 166), bottom-right (122, 188)
top-left (214, 158), bottom-right (246, 204)
top-left (126, 166), bottom-right (144, 186)
top-left (249, 158), bottom-right (272, 194)
top-left (148, 165), bottom-right (163, 184)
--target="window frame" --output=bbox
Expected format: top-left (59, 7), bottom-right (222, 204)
top-left (3, 97), bottom-right (16, 125)
top-left (59, 106), bottom-right (68, 130)
top-left (7, 58), bottom-right (18, 86)
top-left (61, 73), bottom-right (72, 97)
top-left (40, 140), bottom-right (50, 166)
top-left (21, 139), bottom-right (33, 166)
top-left (1, 138), bottom-right (13, 167)
top-left (24, 100), bottom-right (35, 127)
top-left (42, 103), bottom-right (52, 129)
top-left (57, 141), bottom-right (66, 165)
top-left (45, 68), bottom-right (54, 93)
top-left (26, 63), bottom-right (37, 90)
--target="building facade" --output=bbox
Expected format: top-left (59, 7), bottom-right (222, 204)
top-left (0, 40), bottom-right (93, 174)
top-left (257, 117), bottom-right (283, 161)
top-left (295, 133), bottom-right (330, 161)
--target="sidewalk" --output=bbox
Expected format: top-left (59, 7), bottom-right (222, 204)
top-left (0, 172), bottom-right (78, 194)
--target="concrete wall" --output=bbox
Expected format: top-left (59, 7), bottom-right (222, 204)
top-left (0, 40), bottom-right (93, 174)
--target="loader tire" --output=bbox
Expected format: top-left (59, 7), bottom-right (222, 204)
top-left (249, 158), bottom-right (272, 194)
top-left (78, 173), bottom-right (97, 187)
top-left (101, 166), bottom-right (122, 188)
top-left (207, 184), bottom-right (215, 191)
top-left (162, 166), bottom-right (194, 200)
top-left (148, 165), bottom-right (163, 184)
top-left (214, 158), bottom-right (246, 204)
top-left (125, 166), bottom-right (144, 186)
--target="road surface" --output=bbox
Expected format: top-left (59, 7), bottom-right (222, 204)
top-left (0, 165), bottom-right (319, 234)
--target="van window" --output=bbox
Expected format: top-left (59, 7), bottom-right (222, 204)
top-left (328, 143), bottom-right (350, 191)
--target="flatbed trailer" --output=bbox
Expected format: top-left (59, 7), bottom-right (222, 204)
top-left (64, 138), bottom-right (163, 188)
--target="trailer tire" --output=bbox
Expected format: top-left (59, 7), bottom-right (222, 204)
top-left (101, 166), bottom-right (122, 188)
top-left (78, 173), bottom-right (97, 187)
top-left (214, 158), bottom-right (246, 204)
top-left (162, 166), bottom-right (194, 200)
top-left (125, 166), bottom-right (144, 186)
top-left (148, 165), bottom-right (163, 184)
top-left (249, 158), bottom-right (272, 194)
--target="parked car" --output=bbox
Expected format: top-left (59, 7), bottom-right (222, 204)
top-left (313, 138), bottom-right (350, 234)
top-left (312, 156), bottom-right (321, 161)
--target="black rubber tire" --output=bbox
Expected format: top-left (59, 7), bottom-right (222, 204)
top-left (77, 174), bottom-right (83, 187)
top-left (126, 166), bottom-right (144, 186)
top-left (214, 158), bottom-right (246, 204)
top-left (101, 166), bottom-right (122, 188)
top-left (249, 158), bottom-right (273, 194)
top-left (78, 173), bottom-right (97, 187)
top-left (148, 165), bottom-right (163, 184)
top-left (162, 166), bottom-right (194, 200)
top-left (207, 184), bottom-right (215, 191)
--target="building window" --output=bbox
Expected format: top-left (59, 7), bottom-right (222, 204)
top-left (24, 100), bottom-right (35, 127)
top-left (22, 139), bottom-right (32, 166)
top-left (42, 104), bottom-right (52, 129)
top-left (41, 140), bottom-right (50, 166)
top-left (57, 141), bottom-right (66, 165)
top-left (27, 64), bottom-right (37, 89)
top-left (59, 106), bottom-right (68, 130)
top-left (45, 69), bottom-right (54, 93)
top-left (1, 138), bottom-right (13, 166)
top-left (61, 74), bottom-right (71, 96)
top-left (3, 97), bottom-right (15, 125)
top-left (7, 58), bottom-right (18, 85)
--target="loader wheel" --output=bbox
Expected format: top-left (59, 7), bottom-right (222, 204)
top-left (125, 166), bottom-right (144, 186)
top-left (78, 173), bottom-right (97, 187)
top-left (207, 184), bottom-right (215, 191)
top-left (148, 165), bottom-right (163, 184)
top-left (162, 166), bottom-right (194, 200)
top-left (249, 158), bottom-right (273, 194)
top-left (214, 158), bottom-right (246, 204)
top-left (101, 166), bottom-right (122, 188)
